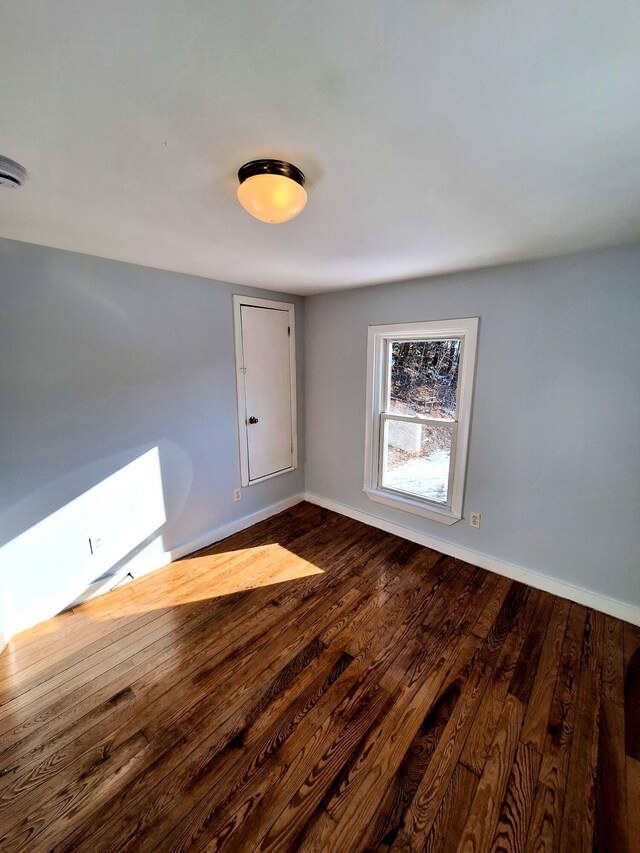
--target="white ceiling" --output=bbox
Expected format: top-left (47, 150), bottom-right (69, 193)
top-left (0, 1), bottom-right (639, 295)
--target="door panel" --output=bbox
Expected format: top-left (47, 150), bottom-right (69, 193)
top-left (240, 305), bottom-right (293, 481)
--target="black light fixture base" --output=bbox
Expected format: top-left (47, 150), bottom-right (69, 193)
top-left (238, 159), bottom-right (305, 187)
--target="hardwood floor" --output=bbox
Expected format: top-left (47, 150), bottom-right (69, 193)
top-left (0, 502), bottom-right (637, 852)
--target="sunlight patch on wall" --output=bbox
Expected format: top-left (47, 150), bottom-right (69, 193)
top-left (0, 448), bottom-right (166, 639)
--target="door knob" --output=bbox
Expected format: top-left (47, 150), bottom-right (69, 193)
top-left (248, 416), bottom-right (259, 424)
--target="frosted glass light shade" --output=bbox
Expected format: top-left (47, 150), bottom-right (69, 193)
top-left (237, 173), bottom-right (307, 223)
top-left (237, 160), bottom-right (307, 223)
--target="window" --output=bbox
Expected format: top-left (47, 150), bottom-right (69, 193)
top-left (364, 318), bottom-right (478, 524)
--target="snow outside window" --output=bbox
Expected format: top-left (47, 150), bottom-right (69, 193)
top-left (363, 318), bottom-right (478, 525)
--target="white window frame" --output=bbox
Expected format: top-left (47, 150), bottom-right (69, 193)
top-left (363, 317), bottom-right (478, 525)
top-left (233, 294), bottom-right (298, 487)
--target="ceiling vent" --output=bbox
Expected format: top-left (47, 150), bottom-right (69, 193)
top-left (0, 156), bottom-right (28, 188)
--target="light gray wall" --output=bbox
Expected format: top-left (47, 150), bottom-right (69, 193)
top-left (0, 238), bottom-right (304, 637)
top-left (305, 244), bottom-right (640, 609)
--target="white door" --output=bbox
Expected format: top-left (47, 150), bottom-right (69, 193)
top-left (234, 297), bottom-right (297, 484)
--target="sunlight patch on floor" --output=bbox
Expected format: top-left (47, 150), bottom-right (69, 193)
top-left (77, 543), bottom-right (325, 620)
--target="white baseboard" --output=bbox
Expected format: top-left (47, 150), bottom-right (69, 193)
top-left (168, 493), bottom-right (306, 561)
top-left (304, 492), bottom-right (640, 627)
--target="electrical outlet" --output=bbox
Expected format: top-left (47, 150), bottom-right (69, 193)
top-left (89, 537), bottom-right (103, 554)
top-left (233, 488), bottom-right (242, 503)
top-left (469, 512), bottom-right (481, 529)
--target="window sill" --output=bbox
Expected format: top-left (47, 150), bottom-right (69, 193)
top-left (363, 487), bottom-right (460, 525)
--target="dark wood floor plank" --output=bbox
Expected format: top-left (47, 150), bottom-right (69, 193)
top-left (7, 728), bottom-right (171, 853)
top-left (251, 683), bottom-right (396, 853)
top-left (540, 602), bottom-right (587, 771)
top-left (348, 633), bottom-right (484, 852)
top-left (471, 575), bottom-right (513, 643)
top-left (524, 782), bottom-right (558, 853)
top-left (454, 569), bottom-right (500, 638)
top-left (581, 608), bottom-right (605, 673)
top-left (558, 662), bottom-right (600, 851)
top-left (478, 582), bottom-right (528, 668)
top-left (593, 611), bottom-right (629, 852)
top-left (524, 603), bottom-right (588, 853)
top-left (424, 762), bottom-right (479, 853)
top-left (519, 597), bottom-right (571, 754)
top-left (189, 678), bottom-right (395, 853)
top-left (303, 628), bottom-right (484, 853)
top-left (460, 587), bottom-right (541, 775)
top-left (299, 574), bottom-right (494, 853)
top-left (490, 741), bottom-right (541, 853)
top-left (602, 614), bottom-right (624, 702)
top-left (455, 694), bottom-right (525, 853)
top-left (508, 592), bottom-right (554, 706)
top-left (0, 503), bottom-right (632, 853)
top-left (624, 622), bottom-right (640, 670)
top-left (595, 697), bottom-right (628, 853)
top-left (389, 663), bottom-right (493, 850)
top-left (624, 625), bottom-right (640, 761)
top-left (626, 756), bottom-right (640, 849)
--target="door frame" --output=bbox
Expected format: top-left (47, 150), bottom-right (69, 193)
top-left (233, 294), bottom-right (298, 487)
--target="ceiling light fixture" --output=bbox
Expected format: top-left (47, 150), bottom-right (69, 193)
top-left (0, 156), bottom-right (28, 188)
top-left (237, 159), bottom-right (307, 224)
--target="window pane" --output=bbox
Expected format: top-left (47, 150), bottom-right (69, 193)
top-left (381, 420), bottom-right (452, 504)
top-left (389, 339), bottom-right (460, 420)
